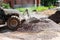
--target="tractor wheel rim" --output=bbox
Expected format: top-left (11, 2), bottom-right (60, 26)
top-left (10, 19), bottom-right (18, 27)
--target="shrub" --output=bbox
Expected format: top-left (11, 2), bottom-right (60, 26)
top-left (15, 6), bottom-right (36, 12)
top-left (2, 3), bottom-right (10, 9)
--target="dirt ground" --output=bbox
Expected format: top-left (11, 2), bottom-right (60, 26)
top-left (40, 9), bottom-right (57, 16)
top-left (0, 9), bottom-right (59, 40)
top-left (0, 19), bottom-right (60, 40)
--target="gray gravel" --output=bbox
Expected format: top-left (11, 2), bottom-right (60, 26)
top-left (17, 18), bottom-right (60, 33)
top-left (0, 9), bottom-right (60, 40)
top-left (0, 18), bottom-right (60, 40)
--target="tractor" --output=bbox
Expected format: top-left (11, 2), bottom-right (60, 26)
top-left (0, 0), bottom-right (21, 30)
top-left (0, 8), bottom-right (22, 30)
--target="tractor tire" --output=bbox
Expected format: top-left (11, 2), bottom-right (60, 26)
top-left (7, 17), bottom-right (20, 30)
top-left (0, 19), bottom-right (4, 25)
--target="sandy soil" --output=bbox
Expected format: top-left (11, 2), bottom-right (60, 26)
top-left (41, 9), bottom-right (57, 16)
top-left (0, 19), bottom-right (60, 40)
top-left (0, 9), bottom-right (59, 40)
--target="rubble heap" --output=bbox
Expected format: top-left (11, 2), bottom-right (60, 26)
top-left (49, 11), bottom-right (60, 23)
top-left (17, 18), bottom-right (60, 33)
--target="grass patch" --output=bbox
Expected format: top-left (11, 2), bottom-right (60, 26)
top-left (15, 6), bottom-right (55, 12)
top-left (15, 8), bottom-right (26, 12)
top-left (36, 6), bottom-right (48, 12)
top-left (48, 5), bottom-right (56, 9)
top-left (2, 3), bottom-right (10, 9)
top-left (15, 6), bottom-right (37, 12)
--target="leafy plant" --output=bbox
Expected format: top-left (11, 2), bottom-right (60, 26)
top-left (2, 3), bottom-right (10, 9)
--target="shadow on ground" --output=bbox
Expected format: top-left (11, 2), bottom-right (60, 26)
top-left (0, 26), bottom-right (13, 33)
top-left (0, 18), bottom-right (60, 34)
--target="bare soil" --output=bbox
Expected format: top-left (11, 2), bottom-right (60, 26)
top-left (0, 19), bottom-right (60, 40)
top-left (41, 9), bottom-right (57, 16)
top-left (0, 9), bottom-right (60, 40)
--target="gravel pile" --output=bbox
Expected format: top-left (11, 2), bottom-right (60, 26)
top-left (49, 11), bottom-right (60, 23)
top-left (17, 18), bottom-right (60, 33)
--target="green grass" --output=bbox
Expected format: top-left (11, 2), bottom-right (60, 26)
top-left (15, 8), bottom-right (26, 12)
top-left (2, 3), bottom-right (10, 9)
top-left (15, 6), bottom-right (55, 12)
top-left (15, 6), bottom-right (37, 12)
top-left (36, 6), bottom-right (48, 12)
top-left (48, 5), bottom-right (56, 9)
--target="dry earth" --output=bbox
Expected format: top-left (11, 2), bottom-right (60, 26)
top-left (35, 9), bottom-right (56, 16)
top-left (0, 19), bottom-right (60, 40)
top-left (0, 9), bottom-right (59, 40)
top-left (41, 9), bottom-right (57, 16)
